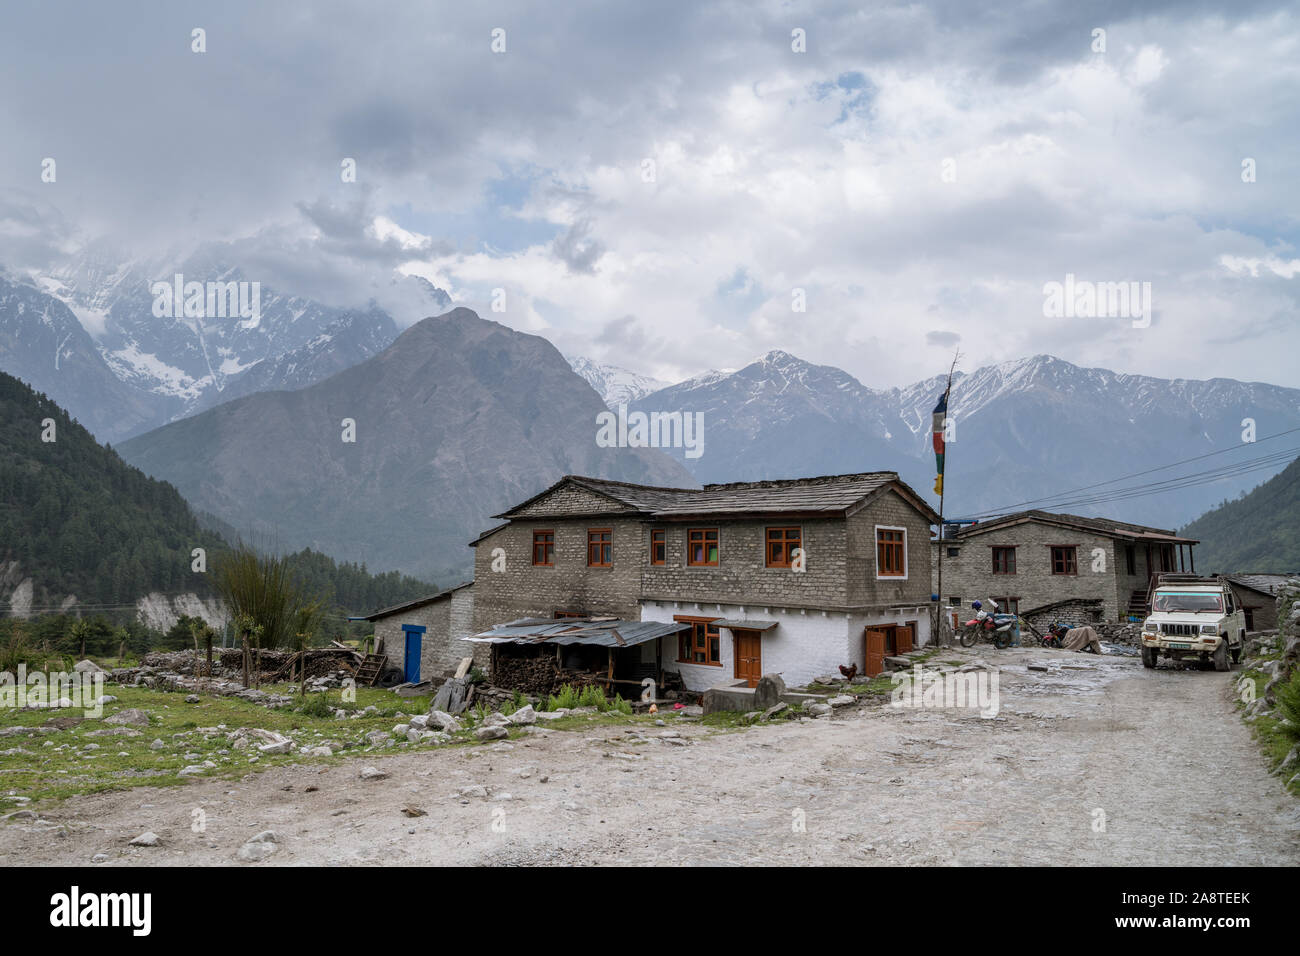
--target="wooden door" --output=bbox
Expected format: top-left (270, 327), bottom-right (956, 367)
top-left (864, 628), bottom-right (887, 676)
top-left (733, 629), bottom-right (762, 687)
top-left (897, 623), bottom-right (914, 655)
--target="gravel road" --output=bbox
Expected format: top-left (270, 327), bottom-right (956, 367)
top-left (4, 646), bottom-right (1297, 866)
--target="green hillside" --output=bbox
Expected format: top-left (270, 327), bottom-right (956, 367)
top-left (0, 371), bottom-right (225, 609)
top-left (1180, 456), bottom-right (1300, 573)
top-left (0, 372), bottom-right (435, 624)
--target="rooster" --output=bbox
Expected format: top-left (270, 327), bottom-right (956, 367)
top-left (838, 663), bottom-right (858, 683)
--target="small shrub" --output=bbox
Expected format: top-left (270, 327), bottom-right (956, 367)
top-left (298, 693), bottom-right (334, 719)
top-left (1275, 670), bottom-right (1300, 741)
top-left (578, 684), bottom-right (608, 711)
top-left (610, 694), bottom-right (632, 715)
top-left (468, 666), bottom-right (487, 685)
top-left (549, 684), bottom-right (579, 711)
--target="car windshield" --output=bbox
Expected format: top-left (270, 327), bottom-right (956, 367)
top-left (1152, 591), bottom-right (1223, 613)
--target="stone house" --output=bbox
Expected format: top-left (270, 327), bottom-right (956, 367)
top-left (932, 510), bottom-right (1199, 624)
top-left (1225, 574), bottom-right (1296, 631)
top-left (360, 582), bottom-right (477, 684)
top-left (467, 471), bottom-right (941, 691)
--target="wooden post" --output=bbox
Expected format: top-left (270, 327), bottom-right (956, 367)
top-left (934, 351), bottom-right (959, 647)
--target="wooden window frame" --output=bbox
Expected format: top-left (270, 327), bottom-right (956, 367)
top-left (531, 530), bottom-right (554, 567)
top-left (1049, 545), bottom-right (1078, 576)
top-left (687, 528), bottom-right (719, 567)
top-left (991, 545), bottom-right (1017, 575)
top-left (587, 528), bottom-right (612, 568)
top-left (990, 596), bottom-right (1020, 616)
top-left (554, 609), bottom-right (586, 619)
top-left (875, 525), bottom-right (907, 579)
top-left (649, 528), bottom-right (666, 566)
top-left (674, 615), bottom-right (722, 667)
top-left (765, 526), bottom-right (802, 568)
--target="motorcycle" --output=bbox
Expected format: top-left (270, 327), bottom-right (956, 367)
top-left (1040, 623), bottom-right (1069, 648)
top-left (958, 611), bottom-right (1016, 649)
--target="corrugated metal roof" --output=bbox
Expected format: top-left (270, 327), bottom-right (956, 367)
top-left (714, 618), bottom-right (779, 631)
top-left (464, 618), bottom-right (688, 647)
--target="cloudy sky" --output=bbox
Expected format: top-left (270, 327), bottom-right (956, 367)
top-left (1, 0), bottom-right (1297, 388)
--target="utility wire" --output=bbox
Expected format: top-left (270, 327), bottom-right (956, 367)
top-left (958, 443), bottom-right (1300, 520)
top-left (958, 425), bottom-right (1300, 517)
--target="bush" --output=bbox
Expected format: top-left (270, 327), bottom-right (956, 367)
top-left (578, 684), bottom-right (608, 711)
top-left (297, 693), bottom-right (334, 719)
top-left (610, 694), bottom-right (632, 715)
top-left (1275, 669), bottom-right (1300, 741)
top-left (547, 683), bottom-right (580, 711)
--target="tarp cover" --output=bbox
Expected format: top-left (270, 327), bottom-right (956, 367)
top-left (1062, 626), bottom-right (1103, 653)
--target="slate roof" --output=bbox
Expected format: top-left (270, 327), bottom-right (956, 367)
top-left (1226, 573), bottom-right (1297, 597)
top-left (494, 472), bottom-right (938, 522)
top-left (951, 509), bottom-right (1198, 544)
top-left (361, 582), bottom-right (472, 622)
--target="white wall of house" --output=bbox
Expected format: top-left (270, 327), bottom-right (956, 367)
top-left (640, 601), bottom-right (854, 690)
top-left (845, 608), bottom-right (934, 669)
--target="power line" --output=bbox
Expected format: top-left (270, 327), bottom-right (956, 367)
top-left (958, 442), bottom-right (1300, 520)
top-left (959, 425), bottom-right (1300, 518)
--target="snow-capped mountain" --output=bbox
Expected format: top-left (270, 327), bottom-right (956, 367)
top-left (566, 354), bottom-right (670, 408)
top-left (2, 246), bottom-right (450, 441)
top-left (629, 351), bottom-right (1300, 530)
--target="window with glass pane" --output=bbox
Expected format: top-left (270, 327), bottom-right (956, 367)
top-left (687, 528), bottom-right (719, 566)
top-left (532, 531), bottom-right (554, 566)
top-left (766, 526), bottom-right (801, 568)
top-left (587, 529), bottom-right (612, 567)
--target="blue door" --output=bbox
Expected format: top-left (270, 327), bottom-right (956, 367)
top-left (402, 625), bottom-right (425, 683)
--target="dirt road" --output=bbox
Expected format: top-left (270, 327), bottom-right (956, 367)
top-left (4, 647), bottom-right (1298, 865)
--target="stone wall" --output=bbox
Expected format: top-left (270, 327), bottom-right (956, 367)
top-left (845, 489), bottom-right (935, 608)
top-left (640, 516), bottom-right (848, 607)
top-left (374, 587), bottom-right (482, 684)
top-left (470, 517), bottom-right (646, 635)
top-left (933, 521), bottom-right (1129, 621)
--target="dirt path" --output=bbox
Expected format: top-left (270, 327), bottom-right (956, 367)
top-left (4, 648), bottom-right (1298, 866)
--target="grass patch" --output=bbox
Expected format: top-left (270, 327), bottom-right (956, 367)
top-left (0, 682), bottom-right (441, 812)
top-left (1234, 651), bottom-right (1300, 798)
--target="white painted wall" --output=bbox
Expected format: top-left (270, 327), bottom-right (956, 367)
top-left (640, 601), bottom-right (854, 690)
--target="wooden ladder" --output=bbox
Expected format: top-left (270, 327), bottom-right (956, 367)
top-left (355, 653), bottom-right (387, 686)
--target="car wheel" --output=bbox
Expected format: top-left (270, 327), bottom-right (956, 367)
top-left (1213, 639), bottom-right (1230, 672)
top-left (1141, 646), bottom-right (1157, 669)
top-left (1231, 643), bottom-right (1242, 664)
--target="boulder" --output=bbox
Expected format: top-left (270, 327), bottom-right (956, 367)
top-left (359, 766), bottom-right (388, 780)
top-left (128, 831), bottom-right (159, 847)
top-left (827, 695), bottom-right (855, 708)
top-left (806, 703), bottom-right (833, 717)
top-left (475, 725), bottom-right (509, 741)
top-left (105, 709), bottom-right (150, 727)
top-left (507, 704), bottom-right (537, 725)
top-left (73, 659), bottom-right (104, 674)
top-left (426, 710), bottom-right (462, 733)
top-left (237, 841), bottom-right (276, 862)
top-left (753, 674), bottom-right (787, 711)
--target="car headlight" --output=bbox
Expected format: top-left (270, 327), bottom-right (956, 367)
top-left (1200, 624), bottom-right (1218, 635)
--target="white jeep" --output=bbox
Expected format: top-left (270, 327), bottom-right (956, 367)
top-left (1140, 575), bottom-right (1245, 672)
